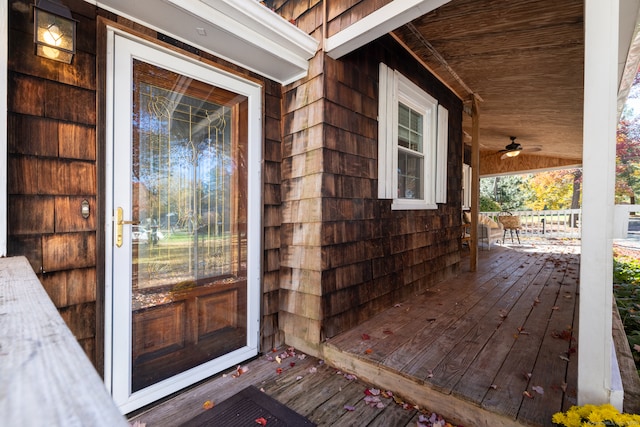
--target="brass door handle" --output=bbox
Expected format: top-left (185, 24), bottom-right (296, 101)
top-left (115, 207), bottom-right (139, 247)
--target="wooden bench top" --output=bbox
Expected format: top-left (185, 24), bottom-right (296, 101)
top-left (0, 256), bottom-right (127, 426)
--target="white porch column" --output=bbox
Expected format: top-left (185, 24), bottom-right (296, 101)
top-left (579, 0), bottom-right (619, 407)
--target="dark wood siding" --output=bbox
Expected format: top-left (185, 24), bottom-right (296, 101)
top-left (319, 36), bottom-right (464, 339)
top-left (276, 0), bottom-right (464, 350)
top-left (8, 0), bottom-right (285, 368)
top-left (8, 0), bottom-right (99, 362)
top-left (267, 0), bottom-right (392, 38)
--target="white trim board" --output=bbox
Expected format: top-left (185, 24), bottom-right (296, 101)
top-left (325, 0), bottom-right (451, 59)
top-left (87, 0), bottom-right (318, 85)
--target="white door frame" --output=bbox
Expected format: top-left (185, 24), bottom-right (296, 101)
top-left (104, 27), bottom-right (262, 413)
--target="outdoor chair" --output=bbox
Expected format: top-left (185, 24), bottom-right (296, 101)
top-left (498, 214), bottom-right (521, 244)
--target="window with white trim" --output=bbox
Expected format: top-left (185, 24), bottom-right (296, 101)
top-left (378, 63), bottom-right (449, 210)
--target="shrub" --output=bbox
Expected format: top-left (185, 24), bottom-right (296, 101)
top-left (480, 195), bottom-right (501, 212)
top-left (613, 255), bottom-right (640, 375)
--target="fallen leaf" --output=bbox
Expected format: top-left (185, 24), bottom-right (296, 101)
top-left (232, 365), bottom-right (249, 378)
top-left (290, 362), bottom-right (296, 368)
top-left (551, 306), bottom-right (560, 310)
top-left (275, 356), bottom-right (282, 364)
top-left (523, 390), bottom-right (533, 399)
top-left (364, 348), bottom-right (373, 354)
top-left (308, 367), bottom-right (317, 374)
top-left (532, 385), bottom-right (544, 395)
top-left (202, 400), bottom-right (214, 410)
top-left (255, 417), bottom-right (267, 426)
top-left (522, 372), bottom-right (532, 381)
top-left (489, 384), bottom-right (498, 390)
top-left (276, 368), bottom-right (283, 374)
top-left (383, 330), bottom-right (394, 335)
top-left (344, 405), bottom-right (355, 411)
top-left (561, 382), bottom-right (568, 392)
top-left (362, 333), bottom-right (370, 340)
top-left (296, 375), bottom-right (303, 380)
top-left (426, 370), bottom-right (434, 379)
top-left (559, 355), bottom-right (570, 362)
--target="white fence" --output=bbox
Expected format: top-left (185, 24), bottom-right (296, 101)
top-left (480, 209), bottom-right (582, 239)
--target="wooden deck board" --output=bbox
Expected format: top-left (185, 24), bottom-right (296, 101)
top-left (516, 254), bottom-right (580, 425)
top-left (449, 254), bottom-right (559, 404)
top-left (329, 250), bottom-right (529, 360)
top-left (366, 403), bottom-right (418, 427)
top-left (305, 381), bottom-right (364, 426)
top-left (433, 253), bottom-right (559, 396)
top-left (480, 251), bottom-right (579, 424)
top-left (399, 252), bottom-right (548, 380)
top-left (376, 252), bottom-right (542, 371)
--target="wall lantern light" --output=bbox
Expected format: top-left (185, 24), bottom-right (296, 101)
top-left (34, 0), bottom-right (77, 64)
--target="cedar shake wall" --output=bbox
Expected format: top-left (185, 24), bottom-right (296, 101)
top-left (8, 0), bottom-right (99, 362)
top-left (7, 0), bottom-right (285, 368)
top-left (318, 36), bottom-right (463, 340)
top-left (273, 1), bottom-right (463, 351)
top-left (268, 0), bottom-right (393, 38)
top-left (326, 0), bottom-right (393, 37)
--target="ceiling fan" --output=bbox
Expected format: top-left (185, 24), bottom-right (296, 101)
top-left (499, 136), bottom-right (541, 159)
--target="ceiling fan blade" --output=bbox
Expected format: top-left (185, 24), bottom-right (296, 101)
top-left (522, 146), bottom-right (542, 153)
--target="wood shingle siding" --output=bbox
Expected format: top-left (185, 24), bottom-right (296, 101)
top-left (7, 0), bottom-right (99, 364)
top-left (277, 4), bottom-right (463, 353)
top-left (326, 0), bottom-right (394, 37)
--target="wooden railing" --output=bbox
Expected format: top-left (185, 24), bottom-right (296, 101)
top-left (480, 209), bottom-right (582, 239)
top-left (0, 256), bottom-right (127, 426)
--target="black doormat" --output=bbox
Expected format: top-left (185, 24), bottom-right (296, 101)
top-left (180, 385), bottom-right (317, 427)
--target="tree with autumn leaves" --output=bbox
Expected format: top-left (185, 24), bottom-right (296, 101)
top-left (615, 71), bottom-right (640, 204)
top-left (525, 169), bottom-right (581, 211)
top-left (616, 116), bottom-right (640, 204)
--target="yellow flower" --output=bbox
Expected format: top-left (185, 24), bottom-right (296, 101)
top-left (552, 403), bottom-right (640, 427)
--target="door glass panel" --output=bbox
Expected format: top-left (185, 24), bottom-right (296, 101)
top-left (130, 59), bottom-right (248, 391)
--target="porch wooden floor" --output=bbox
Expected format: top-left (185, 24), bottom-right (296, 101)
top-left (324, 240), bottom-right (581, 426)
top-left (130, 241), bottom-right (580, 427)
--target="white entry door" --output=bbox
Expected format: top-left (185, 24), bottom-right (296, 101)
top-left (105, 29), bottom-right (261, 413)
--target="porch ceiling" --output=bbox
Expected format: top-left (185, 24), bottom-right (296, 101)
top-left (393, 0), bottom-right (585, 164)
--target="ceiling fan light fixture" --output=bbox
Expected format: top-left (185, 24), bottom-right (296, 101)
top-left (505, 150), bottom-right (520, 158)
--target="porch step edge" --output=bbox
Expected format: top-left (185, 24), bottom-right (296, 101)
top-left (321, 342), bottom-right (528, 427)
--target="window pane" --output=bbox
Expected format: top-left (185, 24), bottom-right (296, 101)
top-left (398, 103), bottom-right (423, 152)
top-left (397, 150), bottom-right (423, 199)
top-left (131, 59), bottom-right (248, 391)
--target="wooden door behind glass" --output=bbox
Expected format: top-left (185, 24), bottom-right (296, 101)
top-left (129, 59), bottom-right (248, 392)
